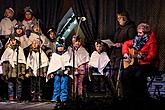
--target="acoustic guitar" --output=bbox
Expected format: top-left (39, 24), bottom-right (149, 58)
top-left (123, 48), bottom-right (147, 68)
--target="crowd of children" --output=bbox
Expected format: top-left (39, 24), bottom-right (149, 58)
top-left (0, 6), bottom-right (114, 109)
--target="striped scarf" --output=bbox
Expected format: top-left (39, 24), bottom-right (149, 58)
top-left (132, 34), bottom-right (149, 51)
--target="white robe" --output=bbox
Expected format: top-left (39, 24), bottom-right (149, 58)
top-left (0, 17), bottom-right (17, 35)
top-left (47, 51), bottom-right (71, 75)
top-left (22, 18), bottom-right (37, 31)
top-left (26, 49), bottom-right (49, 76)
top-left (67, 46), bottom-right (89, 68)
top-left (89, 51), bottom-right (110, 75)
top-left (0, 46), bottom-right (26, 68)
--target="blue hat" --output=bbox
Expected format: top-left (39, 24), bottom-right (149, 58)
top-left (56, 38), bottom-right (65, 48)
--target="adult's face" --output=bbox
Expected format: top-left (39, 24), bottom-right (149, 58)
top-left (137, 28), bottom-right (145, 37)
top-left (117, 15), bottom-right (127, 26)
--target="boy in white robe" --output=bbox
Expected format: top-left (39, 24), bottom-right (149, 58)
top-left (89, 40), bottom-right (115, 94)
top-left (47, 38), bottom-right (71, 108)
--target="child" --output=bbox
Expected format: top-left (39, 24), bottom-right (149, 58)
top-left (22, 6), bottom-right (37, 37)
top-left (26, 38), bottom-right (49, 101)
top-left (47, 38), bottom-right (70, 108)
top-left (0, 36), bottom-right (26, 101)
top-left (88, 40), bottom-right (112, 93)
top-left (67, 35), bottom-right (89, 99)
top-left (0, 7), bottom-right (17, 36)
top-left (45, 28), bottom-right (56, 59)
top-left (5, 22), bottom-right (31, 49)
top-left (29, 22), bottom-right (50, 48)
top-left (47, 28), bottom-right (56, 53)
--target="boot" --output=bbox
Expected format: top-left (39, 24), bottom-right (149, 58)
top-left (61, 100), bottom-right (67, 108)
top-left (54, 101), bottom-right (61, 109)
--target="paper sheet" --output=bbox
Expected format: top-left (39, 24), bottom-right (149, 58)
top-left (101, 39), bottom-right (114, 46)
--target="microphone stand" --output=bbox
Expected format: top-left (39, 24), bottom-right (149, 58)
top-left (38, 20), bottom-right (42, 102)
top-left (72, 17), bottom-right (86, 103)
top-left (15, 41), bottom-right (19, 101)
top-left (115, 58), bottom-right (123, 97)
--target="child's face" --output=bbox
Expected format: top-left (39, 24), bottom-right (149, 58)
top-left (10, 39), bottom-right (17, 46)
top-left (5, 9), bottom-right (14, 18)
top-left (32, 40), bottom-right (39, 49)
top-left (33, 25), bottom-right (40, 33)
top-left (25, 11), bottom-right (32, 20)
top-left (49, 32), bottom-right (55, 39)
top-left (95, 43), bottom-right (103, 53)
top-left (57, 46), bottom-right (64, 52)
top-left (16, 28), bottom-right (23, 35)
top-left (73, 40), bottom-right (81, 49)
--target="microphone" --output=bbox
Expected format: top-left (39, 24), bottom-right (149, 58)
top-left (78, 17), bottom-right (86, 21)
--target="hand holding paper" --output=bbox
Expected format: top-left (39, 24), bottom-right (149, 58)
top-left (101, 39), bottom-right (114, 47)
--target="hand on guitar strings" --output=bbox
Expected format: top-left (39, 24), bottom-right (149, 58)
top-left (123, 53), bottom-right (130, 61)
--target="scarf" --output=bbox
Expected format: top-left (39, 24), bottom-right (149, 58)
top-left (132, 34), bottom-right (149, 51)
top-left (24, 17), bottom-right (33, 22)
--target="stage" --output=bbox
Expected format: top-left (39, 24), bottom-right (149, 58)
top-left (0, 73), bottom-right (165, 110)
top-left (0, 96), bottom-right (164, 110)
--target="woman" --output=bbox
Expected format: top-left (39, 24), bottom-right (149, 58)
top-left (121, 22), bottom-right (157, 99)
top-left (109, 10), bottom-right (137, 97)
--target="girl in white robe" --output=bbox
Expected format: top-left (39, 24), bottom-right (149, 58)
top-left (0, 37), bottom-right (26, 101)
top-left (26, 38), bottom-right (49, 101)
top-left (67, 35), bottom-right (89, 99)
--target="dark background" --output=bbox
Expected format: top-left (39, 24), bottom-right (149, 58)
top-left (0, 0), bottom-right (165, 71)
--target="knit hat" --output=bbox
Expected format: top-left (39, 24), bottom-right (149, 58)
top-left (47, 27), bottom-right (55, 34)
top-left (24, 6), bottom-right (33, 13)
top-left (56, 38), bottom-right (65, 48)
top-left (14, 22), bottom-right (25, 29)
top-left (8, 7), bottom-right (14, 13)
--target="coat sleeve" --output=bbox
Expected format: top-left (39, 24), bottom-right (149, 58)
top-left (143, 43), bottom-right (157, 61)
top-left (143, 32), bottom-right (157, 61)
top-left (122, 40), bottom-right (133, 55)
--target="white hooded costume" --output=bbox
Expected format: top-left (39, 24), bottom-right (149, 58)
top-left (89, 51), bottom-right (110, 75)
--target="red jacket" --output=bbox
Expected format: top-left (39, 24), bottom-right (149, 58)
top-left (122, 32), bottom-right (157, 65)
